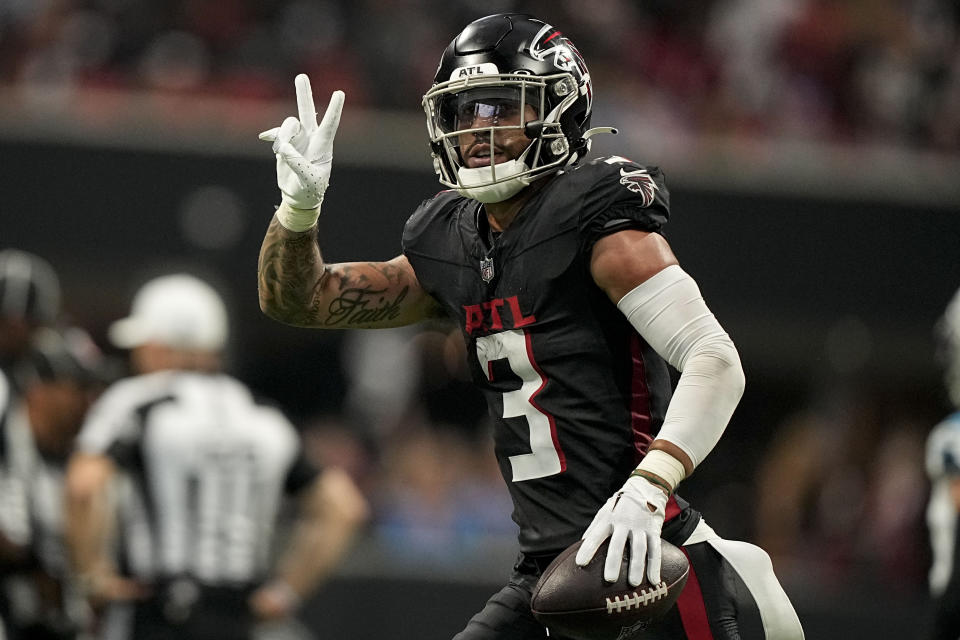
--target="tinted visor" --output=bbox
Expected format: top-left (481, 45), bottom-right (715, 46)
top-left (436, 86), bottom-right (541, 134)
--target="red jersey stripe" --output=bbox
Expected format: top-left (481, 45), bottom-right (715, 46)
top-left (676, 547), bottom-right (715, 639)
top-left (629, 333), bottom-right (653, 464)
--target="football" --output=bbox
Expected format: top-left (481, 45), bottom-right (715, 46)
top-left (530, 538), bottom-right (689, 640)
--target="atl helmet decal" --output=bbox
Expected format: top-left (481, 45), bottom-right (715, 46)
top-left (528, 23), bottom-right (592, 112)
top-left (619, 168), bottom-right (660, 207)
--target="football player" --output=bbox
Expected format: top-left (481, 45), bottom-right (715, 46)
top-left (0, 249), bottom-right (61, 379)
top-left (4, 327), bottom-right (111, 640)
top-left (925, 286), bottom-right (960, 640)
top-left (257, 13), bottom-right (804, 639)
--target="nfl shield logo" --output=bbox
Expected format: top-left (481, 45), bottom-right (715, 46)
top-left (480, 257), bottom-right (495, 283)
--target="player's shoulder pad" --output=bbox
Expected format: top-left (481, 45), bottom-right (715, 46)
top-left (559, 155), bottom-right (670, 236)
top-left (579, 155), bottom-right (669, 209)
top-left (402, 189), bottom-right (464, 255)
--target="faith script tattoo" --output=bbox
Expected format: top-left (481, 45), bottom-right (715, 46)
top-left (325, 286), bottom-right (408, 326)
top-left (258, 218), bottom-right (435, 327)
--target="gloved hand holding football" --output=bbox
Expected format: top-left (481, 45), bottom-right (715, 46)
top-left (575, 474), bottom-right (669, 586)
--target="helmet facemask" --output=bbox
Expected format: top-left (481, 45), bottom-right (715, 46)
top-left (423, 72), bottom-right (582, 203)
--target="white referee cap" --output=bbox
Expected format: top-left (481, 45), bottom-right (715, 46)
top-left (0, 249), bottom-right (60, 325)
top-left (109, 274), bottom-right (228, 351)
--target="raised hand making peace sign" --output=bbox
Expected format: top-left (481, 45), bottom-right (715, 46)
top-left (260, 74), bottom-right (345, 231)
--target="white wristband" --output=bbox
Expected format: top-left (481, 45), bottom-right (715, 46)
top-left (276, 201), bottom-right (321, 232)
top-left (635, 449), bottom-right (686, 492)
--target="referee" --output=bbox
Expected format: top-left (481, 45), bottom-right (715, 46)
top-left (64, 274), bottom-right (369, 640)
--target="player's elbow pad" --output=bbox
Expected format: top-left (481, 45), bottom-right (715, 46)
top-left (617, 265), bottom-right (745, 468)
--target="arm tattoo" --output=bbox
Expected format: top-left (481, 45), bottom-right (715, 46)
top-left (258, 218), bottom-right (438, 327)
top-left (325, 286), bottom-right (409, 326)
top-left (258, 219), bottom-right (329, 326)
top-left (323, 261), bottom-right (414, 326)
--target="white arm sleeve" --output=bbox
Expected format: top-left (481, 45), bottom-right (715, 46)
top-left (617, 264), bottom-right (745, 468)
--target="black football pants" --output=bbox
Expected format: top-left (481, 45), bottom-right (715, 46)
top-left (130, 581), bottom-right (256, 640)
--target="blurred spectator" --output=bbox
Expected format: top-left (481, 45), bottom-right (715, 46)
top-left (340, 323), bottom-right (489, 439)
top-left (755, 384), bottom-right (928, 592)
top-left (373, 425), bottom-right (515, 567)
top-left (63, 273), bottom-right (369, 640)
top-left (299, 414), bottom-right (378, 494)
top-left (340, 326), bottom-right (423, 437)
top-left (412, 325), bottom-right (489, 437)
top-left (335, 321), bottom-right (515, 568)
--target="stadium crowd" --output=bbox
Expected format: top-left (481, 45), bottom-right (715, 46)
top-left (0, 0), bottom-right (958, 151)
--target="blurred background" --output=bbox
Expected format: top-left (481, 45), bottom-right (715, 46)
top-left (2, 0), bottom-right (960, 638)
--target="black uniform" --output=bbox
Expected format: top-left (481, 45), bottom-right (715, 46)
top-left (402, 158), bottom-right (742, 639)
top-left (404, 156), bottom-right (697, 551)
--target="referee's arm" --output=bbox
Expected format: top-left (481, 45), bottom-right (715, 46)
top-left (250, 466), bottom-right (370, 619)
top-left (64, 453), bottom-right (148, 604)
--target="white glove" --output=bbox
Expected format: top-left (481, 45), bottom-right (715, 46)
top-left (574, 474), bottom-right (668, 587)
top-left (259, 74), bottom-right (344, 231)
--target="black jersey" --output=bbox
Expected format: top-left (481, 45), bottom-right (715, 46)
top-left (403, 156), bottom-right (684, 554)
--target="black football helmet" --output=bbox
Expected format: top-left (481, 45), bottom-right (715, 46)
top-left (0, 249), bottom-right (60, 326)
top-left (423, 14), bottom-right (605, 202)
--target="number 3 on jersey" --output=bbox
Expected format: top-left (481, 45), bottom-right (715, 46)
top-left (476, 329), bottom-right (565, 481)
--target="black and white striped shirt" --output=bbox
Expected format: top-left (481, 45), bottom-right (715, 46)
top-left (0, 369), bottom-right (33, 548)
top-left (76, 371), bottom-right (319, 586)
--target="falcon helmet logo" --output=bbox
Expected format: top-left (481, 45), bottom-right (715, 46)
top-left (619, 168), bottom-right (659, 207)
top-left (529, 25), bottom-right (585, 74)
top-left (528, 23), bottom-right (592, 113)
